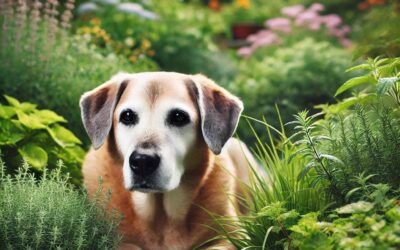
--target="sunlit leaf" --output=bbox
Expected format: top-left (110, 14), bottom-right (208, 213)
top-left (47, 124), bottom-right (81, 147)
top-left (18, 143), bottom-right (48, 170)
top-left (336, 201), bottom-right (373, 214)
top-left (335, 75), bottom-right (375, 96)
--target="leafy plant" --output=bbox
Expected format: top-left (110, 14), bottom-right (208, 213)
top-left (0, 96), bottom-right (85, 185)
top-left (290, 184), bottom-right (400, 250)
top-left (0, 160), bottom-right (122, 249)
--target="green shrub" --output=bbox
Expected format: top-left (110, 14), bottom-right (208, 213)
top-left (0, 96), bottom-right (84, 185)
top-left (0, 0), bottom-right (158, 144)
top-left (290, 57), bottom-right (400, 202)
top-left (229, 38), bottom-right (352, 143)
top-left (0, 160), bottom-right (122, 250)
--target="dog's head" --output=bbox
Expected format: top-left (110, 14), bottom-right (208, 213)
top-left (80, 72), bottom-right (243, 193)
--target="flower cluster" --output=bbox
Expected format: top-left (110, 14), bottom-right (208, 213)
top-left (77, 1), bottom-right (159, 20)
top-left (238, 3), bottom-right (352, 58)
top-left (77, 18), bottom-right (155, 64)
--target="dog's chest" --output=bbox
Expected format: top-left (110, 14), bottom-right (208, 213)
top-left (127, 192), bottom-right (202, 250)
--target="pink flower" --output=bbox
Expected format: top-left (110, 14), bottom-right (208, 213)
top-left (251, 31), bottom-right (281, 48)
top-left (237, 47), bottom-right (253, 57)
top-left (321, 14), bottom-right (342, 28)
top-left (265, 18), bottom-right (291, 33)
top-left (295, 10), bottom-right (319, 26)
top-left (340, 38), bottom-right (352, 48)
top-left (309, 3), bottom-right (325, 13)
top-left (281, 5), bottom-right (305, 18)
top-left (329, 25), bottom-right (351, 38)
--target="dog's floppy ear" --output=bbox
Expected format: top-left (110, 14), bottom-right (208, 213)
top-left (80, 76), bottom-right (128, 150)
top-left (190, 74), bottom-right (243, 155)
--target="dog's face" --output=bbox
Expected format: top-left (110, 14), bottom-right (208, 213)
top-left (80, 72), bottom-right (243, 193)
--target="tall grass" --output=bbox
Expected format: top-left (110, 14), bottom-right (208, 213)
top-left (210, 110), bottom-right (329, 249)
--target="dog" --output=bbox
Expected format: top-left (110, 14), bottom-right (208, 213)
top-left (80, 72), bottom-right (256, 250)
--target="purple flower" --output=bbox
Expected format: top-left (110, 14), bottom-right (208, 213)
top-left (309, 3), bottom-right (325, 13)
top-left (265, 17), bottom-right (291, 33)
top-left (281, 5), bottom-right (305, 18)
top-left (321, 14), bottom-right (342, 28)
top-left (237, 47), bottom-right (253, 57)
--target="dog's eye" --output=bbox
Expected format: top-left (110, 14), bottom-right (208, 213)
top-left (120, 109), bottom-right (138, 126)
top-left (167, 109), bottom-right (190, 127)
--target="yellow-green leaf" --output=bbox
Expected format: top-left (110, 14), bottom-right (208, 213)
top-left (35, 110), bottom-right (66, 125)
top-left (47, 124), bottom-right (81, 147)
top-left (0, 105), bottom-right (16, 118)
top-left (335, 75), bottom-right (375, 97)
top-left (4, 95), bottom-right (20, 107)
top-left (17, 112), bottom-right (47, 130)
top-left (18, 143), bottom-right (48, 170)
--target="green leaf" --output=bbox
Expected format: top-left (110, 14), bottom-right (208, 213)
top-left (376, 77), bottom-right (399, 95)
top-left (298, 161), bottom-right (316, 180)
top-left (18, 143), bottom-right (48, 170)
top-left (35, 110), bottom-right (66, 125)
top-left (0, 105), bottom-right (16, 118)
top-left (346, 63), bottom-right (372, 73)
top-left (4, 95), bottom-right (21, 107)
top-left (335, 75), bottom-right (376, 96)
top-left (17, 112), bottom-right (47, 130)
top-left (336, 201), bottom-right (373, 214)
top-left (320, 154), bottom-right (344, 165)
top-left (47, 124), bottom-right (81, 147)
top-left (0, 120), bottom-right (26, 145)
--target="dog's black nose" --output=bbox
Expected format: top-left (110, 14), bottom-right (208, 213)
top-left (129, 152), bottom-right (160, 178)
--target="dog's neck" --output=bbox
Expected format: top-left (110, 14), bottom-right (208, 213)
top-left (131, 146), bottom-right (214, 224)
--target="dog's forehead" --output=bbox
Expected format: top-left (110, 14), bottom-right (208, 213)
top-left (118, 72), bottom-right (195, 108)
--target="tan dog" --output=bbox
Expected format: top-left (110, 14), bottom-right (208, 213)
top-left (80, 72), bottom-right (255, 250)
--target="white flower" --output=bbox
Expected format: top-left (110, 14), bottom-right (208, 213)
top-left (117, 2), bottom-right (159, 20)
top-left (77, 2), bottom-right (99, 14)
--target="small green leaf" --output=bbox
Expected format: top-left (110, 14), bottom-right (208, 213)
top-left (335, 75), bottom-right (375, 96)
top-left (376, 77), bottom-right (399, 95)
top-left (320, 154), bottom-right (344, 165)
top-left (47, 124), bottom-right (81, 147)
top-left (0, 105), bottom-right (16, 118)
top-left (346, 63), bottom-right (372, 73)
top-left (18, 143), bottom-right (48, 170)
top-left (4, 95), bottom-right (20, 107)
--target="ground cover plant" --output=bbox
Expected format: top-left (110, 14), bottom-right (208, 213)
top-left (0, 160), bottom-right (122, 249)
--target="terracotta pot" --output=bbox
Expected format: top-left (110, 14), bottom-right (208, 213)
top-left (232, 23), bottom-right (263, 40)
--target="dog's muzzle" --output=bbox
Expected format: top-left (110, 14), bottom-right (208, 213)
top-left (129, 152), bottom-right (160, 178)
